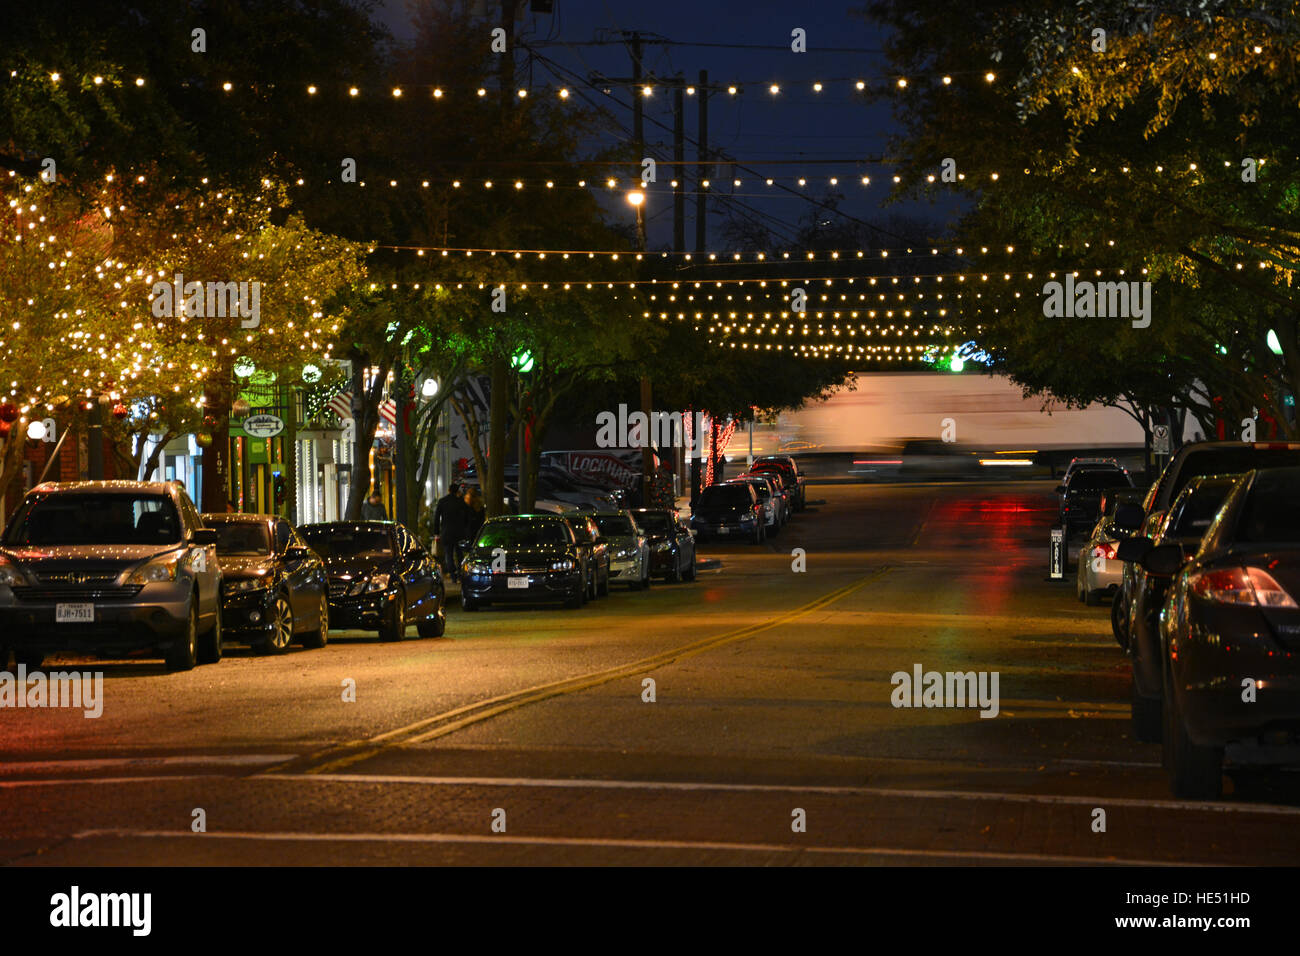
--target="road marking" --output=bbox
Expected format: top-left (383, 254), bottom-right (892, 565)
top-left (274, 569), bottom-right (891, 776)
top-left (67, 827), bottom-right (1202, 866)
top-left (0, 754), bottom-right (293, 777)
top-left (259, 772), bottom-right (1300, 815)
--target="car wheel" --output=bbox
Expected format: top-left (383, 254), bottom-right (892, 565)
top-left (1111, 594), bottom-right (1129, 650)
top-left (417, 611), bottom-right (445, 638)
top-left (599, 561), bottom-right (610, 596)
top-left (642, 560), bottom-right (652, 589)
top-left (462, 597), bottom-right (479, 612)
top-left (196, 600), bottom-right (223, 665)
top-left (301, 592), bottom-right (329, 649)
top-left (564, 587), bottom-right (582, 609)
top-left (378, 589), bottom-right (405, 641)
top-left (166, 601), bottom-right (198, 672)
top-left (1163, 661), bottom-right (1223, 799)
top-left (1130, 674), bottom-right (1162, 743)
top-left (683, 555), bottom-right (697, 581)
top-left (668, 555), bottom-right (682, 583)
top-left (261, 594), bottom-right (294, 655)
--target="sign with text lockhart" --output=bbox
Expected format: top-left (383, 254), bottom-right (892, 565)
top-left (242, 414), bottom-right (285, 439)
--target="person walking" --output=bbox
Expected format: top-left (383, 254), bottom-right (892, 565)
top-left (439, 486), bottom-right (473, 583)
top-left (432, 481), bottom-right (461, 577)
top-left (361, 491), bottom-right (387, 520)
top-left (451, 485), bottom-right (484, 576)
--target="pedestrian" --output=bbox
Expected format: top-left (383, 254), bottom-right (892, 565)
top-left (465, 486), bottom-right (485, 540)
top-left (439, 486), bottom-right (473, 582)
top-left (432, 481), bottom-right (461, 577)
top-left (361, 491), bottom-right (387, 520)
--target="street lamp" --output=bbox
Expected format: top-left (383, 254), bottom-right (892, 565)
top-left (626, 190), bottom-right (646, 250)
top-left (626, 190), bottom-right (652, 500)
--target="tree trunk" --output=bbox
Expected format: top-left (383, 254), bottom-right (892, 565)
top-left (200, 380), bottom-right (232, 513)
top-left (485, 356), bottom-right (510, 517)
top-left (344, 354), bottom-right (390, 520)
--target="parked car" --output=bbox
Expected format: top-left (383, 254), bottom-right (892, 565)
top-left (725, 476), bottom-right (781, 536)
top-left (1057, 468), bottom-right (1134, 536)
top-left (562, 512), bottom-right (610, 599)
top-left (0, 481), bottom-right (222, 672)
top-left (591, 511), bottom-right (652, 589)
top-left (630, 508), bottom-right (697, 582)
top-left (460, 514), bottom-right (587, 609)
top-left (1111, 441), bottom-right (1300, 651)
top-left (738, 471), bottom-right (789, 526)
top-left (691, 482), bottom-right (766, 544)
top-left (1076, 513), bottom-right (1125, 606)
top-left (1117, 475), bottom-right (1239, 742)
top-left (750, 455), bottom-right (807, 510)
top-left (1140, 466), bottom-right (1300, 798)
top-left (202, 512), bottom-right (330, 654)
top-left (299, 521), bottom-right (445, 640)
top-left (1061, 456), bottom-right (1125, 485)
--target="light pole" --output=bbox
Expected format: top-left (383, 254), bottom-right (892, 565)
top-left (511, 348), bottom-right (533, 514)
top-left (628, 190), bottom-right (653, 504)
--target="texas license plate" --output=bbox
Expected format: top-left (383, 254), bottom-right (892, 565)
top-left (507, 576), bottom-right (529, 589)
top-left (56, 603), bottom-right (94, 623)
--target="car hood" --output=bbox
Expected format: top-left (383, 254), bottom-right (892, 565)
top-left (321, 554), bottom-right (396, 578)
top-left (217, 554), bottom-right (276, 578)
top-left (0, 543), bottom-right (182, 572)
top-left (466, 544), bottom-right (574, 560)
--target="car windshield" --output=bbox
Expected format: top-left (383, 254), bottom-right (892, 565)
top-left (1236, 473), bottom-right (1300, 544)
top-left (634, 512), bottom-right (673, 533)
top-left (476, 521), bottom-right (571, 548)
top-left (700, 485), bottom-right (752, 507)
top-left (593, 515), bottom-right (635, 537)
top-left (301, 527), bottom-right (393, 558)
top-left (734, 481), bottom-right (770, 500)
top-left (3, 493), bottom-right (181, 546)
top-left (211, 522), bottom-right (272, 555)
top-left (1068, 471), bottom-right (1132, 491)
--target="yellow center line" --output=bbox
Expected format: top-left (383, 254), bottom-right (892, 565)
top-left (280, 567), bottom-right (890, 776)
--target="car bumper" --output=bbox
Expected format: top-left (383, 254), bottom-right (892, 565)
top-left (1083, 559), bottom-right (1123, 592)
top-left (327, 590), bottom-right (398, 629)
top-left (461, 571), bottom-right (581, 603)
top-left (692, 520), bottom-right (755, 538)
top-left (0, 582), bottom-right (193, 653)
top-left (1175, 612), bottom-right (1300, 746)
top-left (219, 590), bottom-right (278, 641)
top-left (649, 550), bottom-right (677, 574)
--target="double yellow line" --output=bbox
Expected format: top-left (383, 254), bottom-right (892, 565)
top-left (274, 568), bottom-right (888, 776)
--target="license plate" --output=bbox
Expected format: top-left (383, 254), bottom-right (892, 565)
top-left (507, 576), bottom-right (529, 589)
top-left (718, 527), bottom-right (730, 534)
top-left (56, 603), bottom-right (94, 623)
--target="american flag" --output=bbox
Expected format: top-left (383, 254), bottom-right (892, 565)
top-left (328, 392), bottom-right (397, 425)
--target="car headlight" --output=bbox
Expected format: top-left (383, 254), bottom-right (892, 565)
top-left (0, 558), bottom-right (27, 588)
top-left (550, 559), bottom-right (575, 572)
top-left (127, 552), bottom-right (183, 584)
top-left (365, 574), bottom-right (391, 592)
top-left (224, 576), bottom-right (270, 594)
top-left (463, 561), bottom-right (490, 575)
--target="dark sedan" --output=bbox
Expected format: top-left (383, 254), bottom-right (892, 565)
top-left (631, 508), bottom-right (697, 582)
top-left (691, 483), bottom-right (765, 544)
top-left (1058, 468), bottom-right (1134, 536)
top-left (299, 521), bottom-right (445, 640)
top-left (460, 515), bottom-right (586, 610)
top-left (202, 513), bottom-right (330, 654)
top-left (1143, 466), bottom-right (1300, 798)
top-left (1117, 475), bottom-right (1237, 741)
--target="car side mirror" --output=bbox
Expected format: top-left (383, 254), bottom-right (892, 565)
top-left (192, 528), bottom-right (218, 545)
top-left (405, 546), bottom-right (425, 560)
top-left (1113, 502), bottom-right (1146, 532)
top-left (1139, 543), bottom-right (1186, 577)
top-left (1115, 536), bottom-right (1152, 563)
top-left (285, 546), bottom-right (311, 562)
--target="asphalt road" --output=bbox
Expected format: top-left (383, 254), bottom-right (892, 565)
top-left (3, 480), bottom-right (1299, 866)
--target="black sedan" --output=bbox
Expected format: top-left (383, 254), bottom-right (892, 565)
top-left (691, 483), bottom-right (766, 544)
top-left (1143, 466), bottom-right (1300, 798)
top-left (630, 508), bottom-right (697, 582)
top-left (1057, 468), bottom-right (1134, 537)
top-left (460, 515), bottom-right (585, 610)
top-left (299, 521), bottom-right (445, 640)
top-left (202, 513), bottom-right (329, 654)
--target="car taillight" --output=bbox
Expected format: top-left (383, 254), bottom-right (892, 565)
top-left (1189, 567), bottom-right (1299, 608)
top-left (1093, 542), bottom-right (1118, 560)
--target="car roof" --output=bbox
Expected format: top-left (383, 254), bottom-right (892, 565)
top-left (201, 512), bottom-right (273, 524)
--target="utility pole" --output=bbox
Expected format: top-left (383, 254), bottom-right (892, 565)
top-left (690, 69), bottom-right (709, 507)
top-left (673, 77), bottom-right (684, 255)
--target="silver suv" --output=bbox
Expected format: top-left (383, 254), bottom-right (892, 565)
top-left (0, 481), bottom-right (223, 672)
